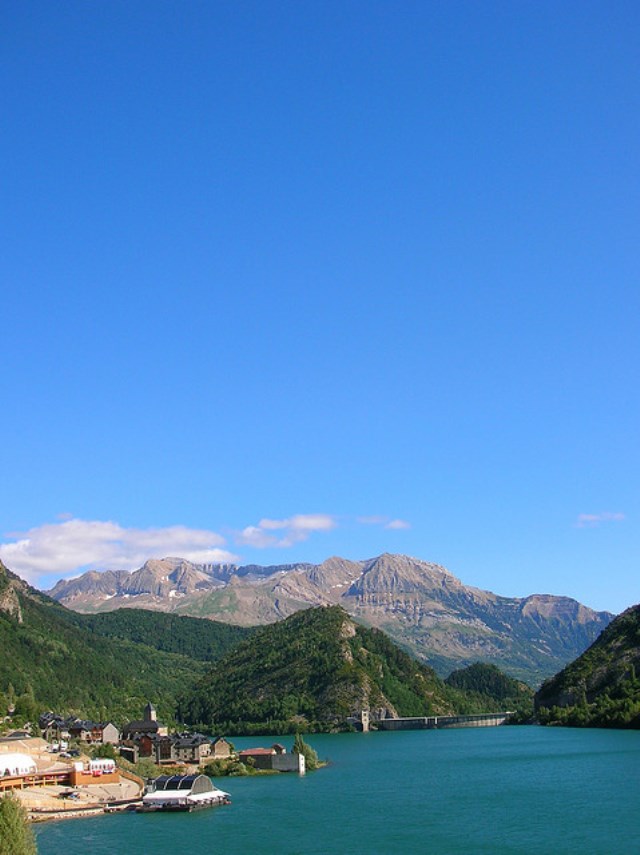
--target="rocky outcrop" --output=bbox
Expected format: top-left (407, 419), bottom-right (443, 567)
top-left (0, 577), bottom-right (23, 623)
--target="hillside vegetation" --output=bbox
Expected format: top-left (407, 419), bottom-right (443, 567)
top-left (0, 561), bottom-right (211, 723)
top-left (75, 608), bottom-right (252, 661)
top-left (445, 662), bottom-right (534, 717)
top-left (178, 605), bottom-right (471, 733)
top-left (535, 604), bottom-right (640, 728)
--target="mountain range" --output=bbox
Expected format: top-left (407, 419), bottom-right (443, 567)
top-left (4, 553), bottom-right (634, 730)
top-left (0, 558), bottom-right (530, 732)
top-left (47, 553), bottom-right (613, 684)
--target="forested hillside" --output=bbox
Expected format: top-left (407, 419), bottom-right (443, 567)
top-left (0, 561), bottom-right (208, 723)
top-left (178, 605), bottom-right (466, 733)
top-left (535, 604), bottom-right (640, 728)
top-left (445, 662), bottom-right (534, 716)
top-left (75, 608), bottom-right (252, 661)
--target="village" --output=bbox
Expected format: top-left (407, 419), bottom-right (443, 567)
top-left (0, 701), bottom-right (306, 821)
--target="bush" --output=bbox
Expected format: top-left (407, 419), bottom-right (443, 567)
top-left (91, 743), bottom-right (117, 760)
top-left (0, 793), bottom-right (37, 855)
top-left (292, 732), bottom-right (320, 771)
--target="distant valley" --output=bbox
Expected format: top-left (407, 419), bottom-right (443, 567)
top-left (47, 553), bottom-right (613, 684)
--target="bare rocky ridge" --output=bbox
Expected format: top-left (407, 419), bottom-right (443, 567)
top-left (46, 553), bottom-right (613, 684)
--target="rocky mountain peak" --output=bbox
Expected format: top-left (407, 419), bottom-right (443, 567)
top-left (306, 556), bottom-right (364, 590)
top-left (518, 594), bottom-right (601, 623)
top-left (350, 553), bottom-right (458, 596)
top-left (48, 569), bottom-right (129, 600)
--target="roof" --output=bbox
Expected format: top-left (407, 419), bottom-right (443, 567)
top-left (0, 753), bottom-right (36, 764)
top-left (0, 753), bottom-right (37, 774)
top-left (123, 720), bottom-right (160, 733)
top-left (142, 774), bottom-right (229, 805)
top-left (154, 774), bottom-right (201, 791)
top-left (239, 747), bottom-right (275, 756)
top-left (65, 719), bottom-right (116, 732)
top-left (40, 712), bottom-right (65, 725)
top-left (173, 734), bottom-right (210, 748)
top-left (133, 732), bottom-right (170, 743)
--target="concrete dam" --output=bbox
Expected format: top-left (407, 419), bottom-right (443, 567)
top-left (347, 711), bottom-right (514, 731)
top-left (377, 712), bottom-right (513, 731)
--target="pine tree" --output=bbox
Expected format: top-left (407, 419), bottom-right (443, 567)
top-left (0, 794), bottom-right (37, 855)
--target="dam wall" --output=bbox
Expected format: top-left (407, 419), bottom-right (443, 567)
top-left (378, 712), bottom-right (512, 731)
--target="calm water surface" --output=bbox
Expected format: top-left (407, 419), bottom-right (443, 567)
top-left (36, 727), bottom-right (640, 854)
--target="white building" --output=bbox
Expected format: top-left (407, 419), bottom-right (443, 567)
top-left (141, 774), bottom-right (230, 811)
top-left (0, 753), bottom-right (37, 778)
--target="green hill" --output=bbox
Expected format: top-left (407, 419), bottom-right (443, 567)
top-left (0, 561), bottom-right (211, 724)
top-left (445, 662), bottom-right (534, 716)
top-left (178, 605), bottom-right (469, 733)
top-left (535, 604), bottom-right (640, 728)
top-left (74, 608), bottom-right (252, 661)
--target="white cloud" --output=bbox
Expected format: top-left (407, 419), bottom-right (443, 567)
top-left (0, 518), bottom-right (238, 586)
top-left (236, 514), bottom-right (337, 548)
top-left (0, 510), bottom-right (413, 588)
top-left (357, 515), bottom-right (411, 530)
top-left (237, 525), bottom-right (279, 549)
top-left (575, 512), bottom-right (626, 529)
top-left (385, 519), bottom-right (411, 530)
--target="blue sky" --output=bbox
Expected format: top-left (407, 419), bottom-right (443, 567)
top-left (1, 1), bottom-right (638, 613)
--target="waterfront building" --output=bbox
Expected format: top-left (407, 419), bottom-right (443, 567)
top-left (140, 774), bottom-right (230, 811)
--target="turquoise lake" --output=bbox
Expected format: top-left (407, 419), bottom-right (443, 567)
top-left (35, 727), bottom-right (640, 854)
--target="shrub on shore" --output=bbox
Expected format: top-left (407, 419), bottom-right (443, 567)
top-left (0, 793), bottom-right (37, 855)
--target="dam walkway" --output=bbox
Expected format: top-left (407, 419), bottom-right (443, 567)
top-left (377, 712), bottom-right (513, 731)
